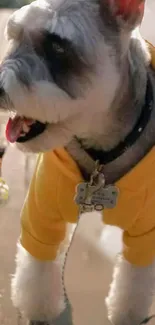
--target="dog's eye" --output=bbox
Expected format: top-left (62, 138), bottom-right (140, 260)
top-left (39, 32), bottom-right (86, 81)
top-left (52, 42), bottom-right (65, 54)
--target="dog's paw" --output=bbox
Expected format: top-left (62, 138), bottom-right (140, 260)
top-left (108, 313), bottom-right (151, 325)
top-left (27, 305), bottom-right (73, 325)
top-left (108, 315), bottom-right (155, 325)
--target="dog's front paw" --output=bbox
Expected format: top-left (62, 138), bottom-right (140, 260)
top-left (108, 313), bottom-right (144, 325)
top-left (107, 314), bottom-right (155, 325)
top-left (27, 305), bottom-right (73, 325)
top-left (106, 256), bottom-right (155, 325)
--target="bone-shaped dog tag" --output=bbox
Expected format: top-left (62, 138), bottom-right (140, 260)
top-left (75, 182), bottom-right (119, 211)
top-left (91, 185), bottom-right (119, 210)
top-left (74, 183), bottom-right (88, 204)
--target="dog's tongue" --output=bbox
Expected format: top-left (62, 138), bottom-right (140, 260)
top-left (6, 116), bottom-right (24, 143)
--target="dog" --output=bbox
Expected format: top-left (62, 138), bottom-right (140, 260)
top-left (0, 0), bottom-right (155, 324)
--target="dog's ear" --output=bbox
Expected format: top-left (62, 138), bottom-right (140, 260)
top-left (100, 0), bottom-right (145, 31)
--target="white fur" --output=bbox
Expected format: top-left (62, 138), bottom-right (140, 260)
top-left (106, 255), bottom-right (155, 325)
top-left (11, 243), bottom-right (66, 321)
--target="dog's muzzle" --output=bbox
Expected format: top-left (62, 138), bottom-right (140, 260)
top-left (6, 115), bottom-right (47, 143)
top-left (0, 86), bottom-right (47, 143)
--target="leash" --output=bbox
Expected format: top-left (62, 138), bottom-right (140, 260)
top-left (17, 311), bottom-right (23, 325)
top-left (62, 161), bottom-right (119, 316)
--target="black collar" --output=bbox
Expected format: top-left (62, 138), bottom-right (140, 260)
top-left (78, 76), bottom-right (154, 165)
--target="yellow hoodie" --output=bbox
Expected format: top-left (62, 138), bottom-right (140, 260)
top-left (20, 43), bottom-right (155, 267)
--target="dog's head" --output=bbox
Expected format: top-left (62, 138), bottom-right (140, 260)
top-left (0, 0), bottom-right (146, 152)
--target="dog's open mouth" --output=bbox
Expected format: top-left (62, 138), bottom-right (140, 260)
top-left (6, 114), bottom-right (47, 143)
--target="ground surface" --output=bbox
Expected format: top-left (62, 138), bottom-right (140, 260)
top-left (0, 2), bottom-right (155, 324)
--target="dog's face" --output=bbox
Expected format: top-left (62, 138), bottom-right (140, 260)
top-left (0, 0), bottom-right (145, 152)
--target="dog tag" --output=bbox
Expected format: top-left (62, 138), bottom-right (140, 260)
top-left (91, 184), bottom-right (119, 209)
top-left (75, 182), bottom-right (119, 211)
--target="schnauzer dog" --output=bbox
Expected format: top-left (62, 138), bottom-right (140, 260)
top-left (0, 0), bottom-right (155, 325)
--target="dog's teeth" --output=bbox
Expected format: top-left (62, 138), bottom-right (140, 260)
top-left (20, 133), bottom-right (26, 137)
top-left (22, 123), bottom-right (30, 133)
top-left (25, 119), bottom-right (35, 126)
top-left (10, 111), bottom-right (16, 118)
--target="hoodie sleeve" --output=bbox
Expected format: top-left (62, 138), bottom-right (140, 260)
top-left (20, 152), bottom-right (66, 261)
top-left (20, 148), bottom-right (83, 261)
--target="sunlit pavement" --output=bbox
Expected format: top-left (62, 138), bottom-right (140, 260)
top-left (0, 2), bottom-right (155, 324)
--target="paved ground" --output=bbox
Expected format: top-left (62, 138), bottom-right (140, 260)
top-left (0, 2), bottom-right (155, 325)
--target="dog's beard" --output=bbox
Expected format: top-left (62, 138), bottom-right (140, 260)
top-left (16, 120), bottom-right (75, 153)
top-left (2, 69), bottom-right (120, 153)
top-left (2, 67), bottom-right (74, 141)
top-left (1, 68), bottom-right (77, 151)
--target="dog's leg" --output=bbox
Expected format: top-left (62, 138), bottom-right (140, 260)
top-left (11, 243), bottom-right (72, 325)
top-left (106, 255), bottom-right (155, 325)
top-left (11, 148), bottom-right (79, 325)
